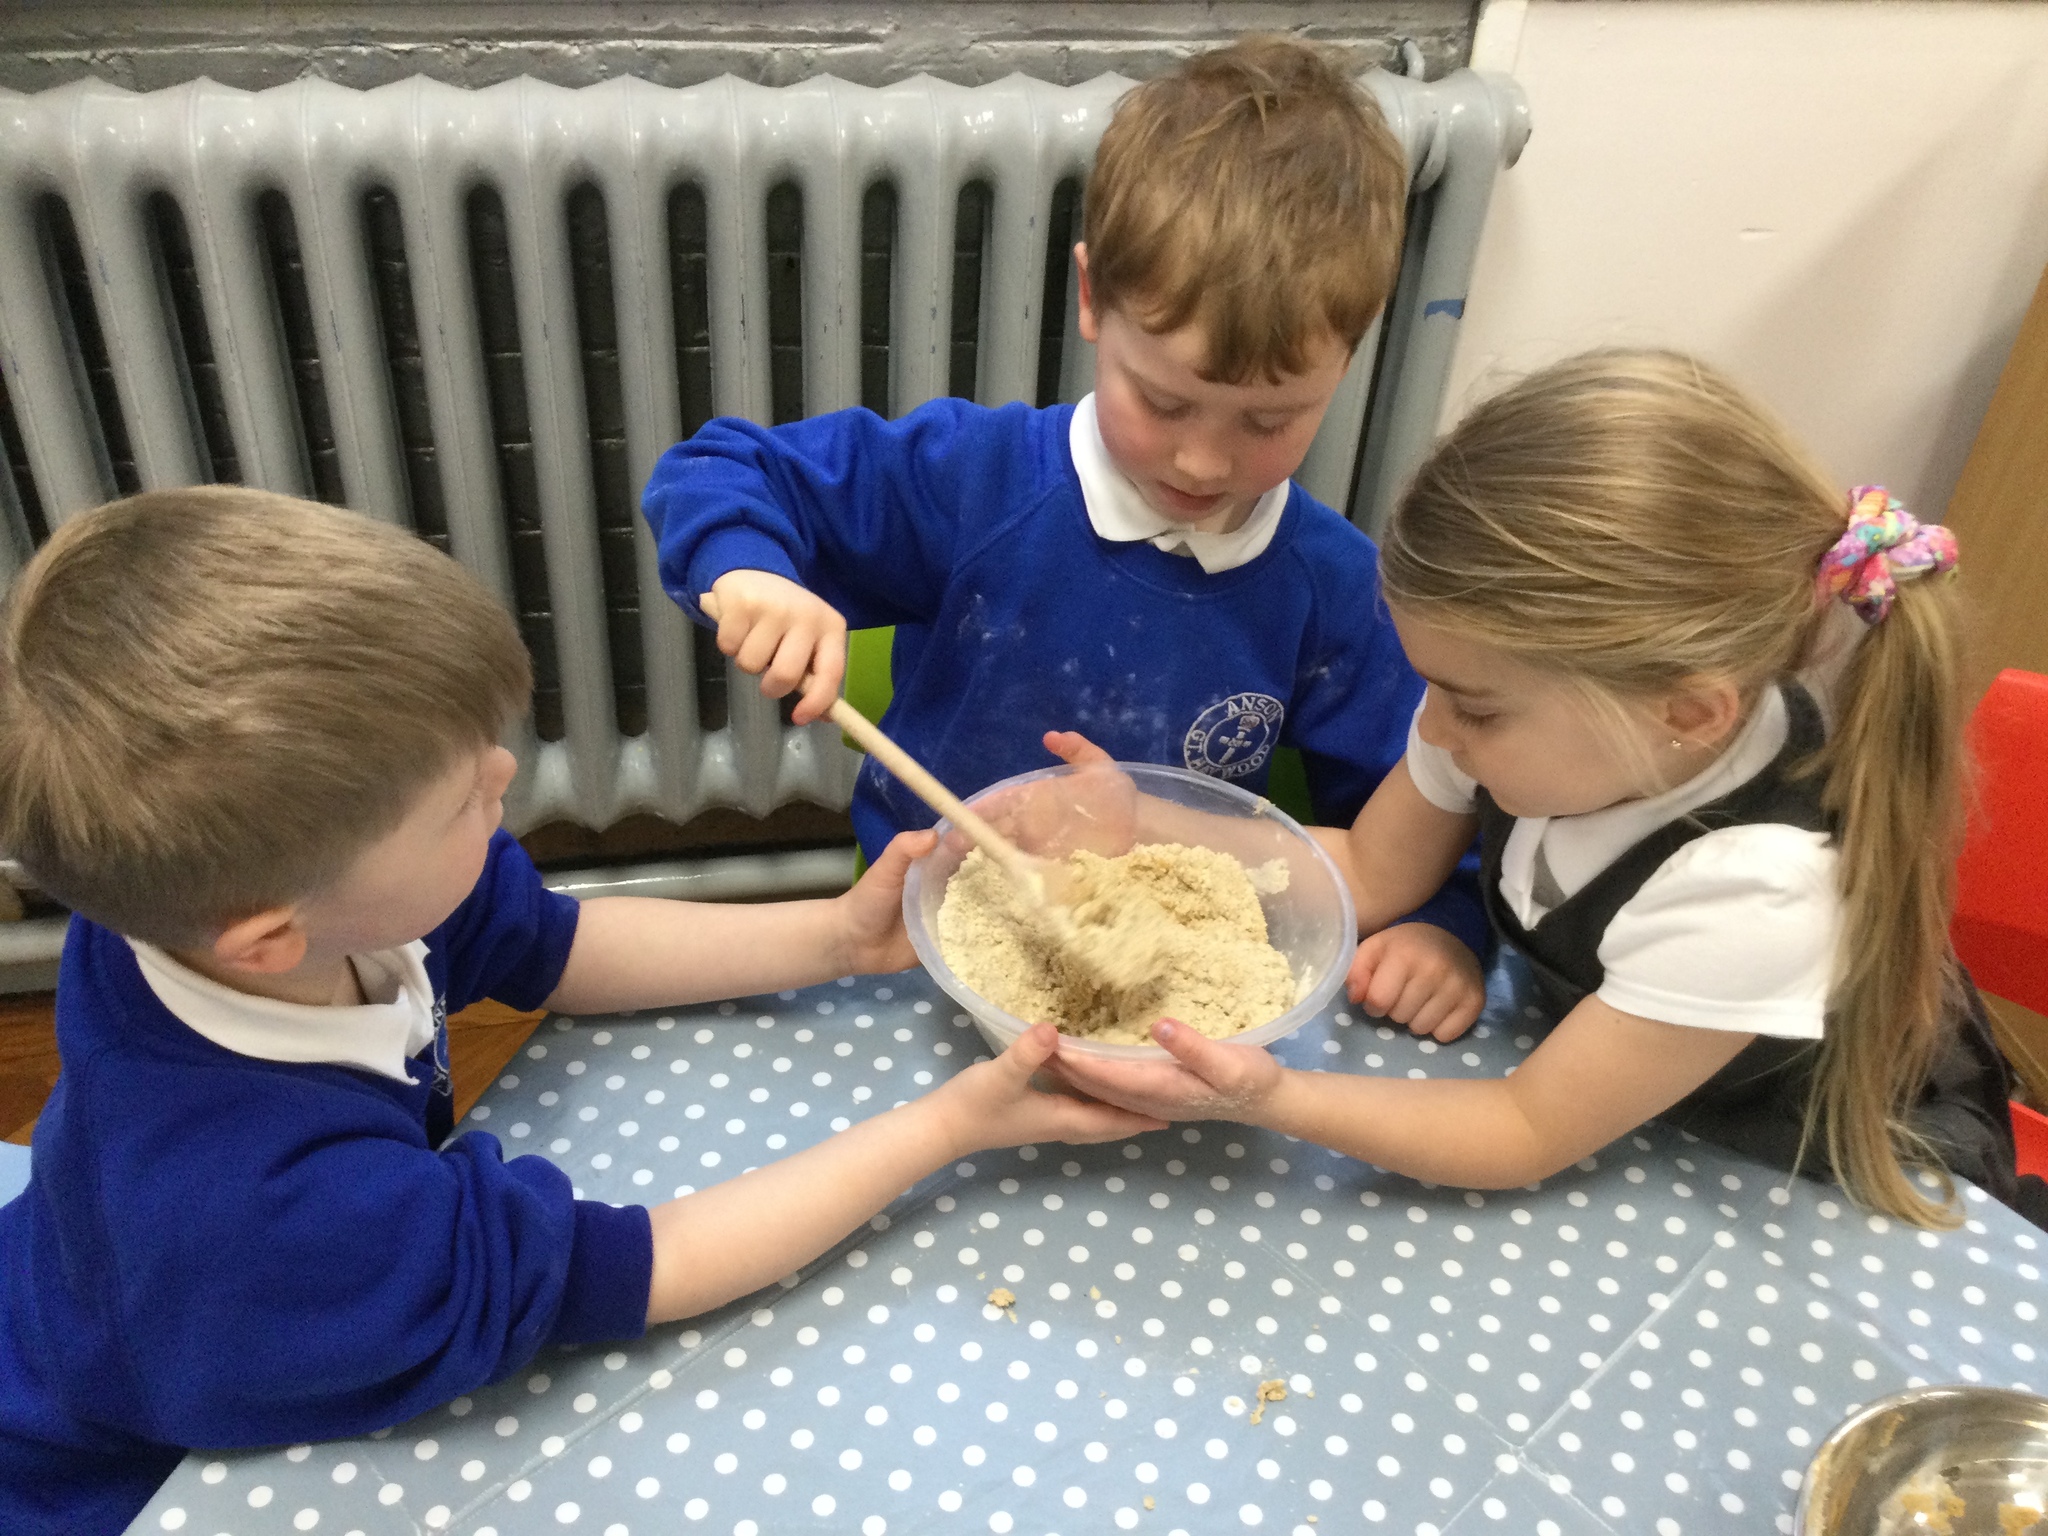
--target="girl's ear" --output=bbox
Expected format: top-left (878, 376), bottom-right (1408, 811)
top-left (1660, 677), bottom-right (1746, 750)
top-left (210, 906), bottom-right (310, 976)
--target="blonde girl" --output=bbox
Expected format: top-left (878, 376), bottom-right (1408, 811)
top-left (1054, 348), bottom-right (2017, 1227)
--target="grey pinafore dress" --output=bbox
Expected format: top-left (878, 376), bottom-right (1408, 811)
top-left (1474, 686), bottom-right (2019, 1205)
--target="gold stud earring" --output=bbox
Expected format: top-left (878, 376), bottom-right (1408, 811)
top-left (1669, 738), bottom-right (1685, 750)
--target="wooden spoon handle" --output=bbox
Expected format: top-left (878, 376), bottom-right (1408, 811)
top-left (821, 699), bottom-right (1039, 885)
top-left (698, 592), bottom-right (1040, 888)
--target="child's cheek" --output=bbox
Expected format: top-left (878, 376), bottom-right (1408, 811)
top-left (1266, 424), bottom-right (1319, 485)
top-left (1107, 417), bottom-right (1164, 484)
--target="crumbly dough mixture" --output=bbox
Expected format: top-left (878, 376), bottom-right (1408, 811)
top-left (936, 842), bottom-right (1297, 1044)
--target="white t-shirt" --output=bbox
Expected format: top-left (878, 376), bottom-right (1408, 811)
top-left (1069, 394), bottom-right (1290, 573)
top-left (1406, 686), bottom-right (1838, 1039)
top-left (130, 939), bottom-right (442, 1083)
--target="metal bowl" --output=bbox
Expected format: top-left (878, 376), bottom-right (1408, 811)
top-left (1797, 1385), bottom-right (2048, 1534)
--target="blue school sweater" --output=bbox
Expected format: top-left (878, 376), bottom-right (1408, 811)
top-left (644, 396), bottom-right (1484, 949)
top-left (0, 831), bottom-right (653, 1536)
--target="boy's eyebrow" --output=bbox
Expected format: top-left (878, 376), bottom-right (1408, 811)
top-left (1124, 361), bottom-right (1191, 405)
top-left (1240, 376), bottom-right (1348, 412)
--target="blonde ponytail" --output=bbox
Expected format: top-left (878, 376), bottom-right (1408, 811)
top-left (1384, 349), bottom-right (1969, 1225)
top-left (1811, 571), bottom-right (1968, 1225)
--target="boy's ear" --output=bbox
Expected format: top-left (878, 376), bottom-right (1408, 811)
top-left (1073, 242), bottom-right (1099, 343)
top-left (1661, 677), bottom-right (1745, 750)
top-left (211, 906), bottom-right (311, 976)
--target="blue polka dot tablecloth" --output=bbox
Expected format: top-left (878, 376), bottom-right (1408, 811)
top-left (136, 953), bottom-right (2048, 1536)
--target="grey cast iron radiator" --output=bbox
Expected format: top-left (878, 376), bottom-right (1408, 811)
top-left (0, 66), bottom-right (1527, 986)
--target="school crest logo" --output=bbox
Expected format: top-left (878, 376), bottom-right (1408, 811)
top-left (1183, 693), bottom-right (1285, 779)
top-left (430, 992), bottom-right (451, 1100)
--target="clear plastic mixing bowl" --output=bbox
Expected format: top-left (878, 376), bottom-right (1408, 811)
top-left (902, 761), bottom-right (1358, 1060)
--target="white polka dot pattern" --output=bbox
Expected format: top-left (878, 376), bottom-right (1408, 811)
top-left (134, 958), bottom-right (2048, 1535)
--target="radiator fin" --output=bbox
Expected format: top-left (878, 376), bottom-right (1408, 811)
top-left (256, 190), bottom-right (346, 505)
top-left (0, 366), bottom-right (44, 561)
top-left (37, 193), bottom-right (138, 499)
top-left (1035, 177), bottom-right (1082, 410)
top-left (949, 180), bottom-right (993, 403)
top-left (361, 187), bottom-right (450, 552)
top-left (466, 182), bottom-right (565, 745)
top-left (565, 183), bottom-right (648, 741)
top-left (667, 184), bottom-right (716, 439)
top-left (860, 181), bottom-right (895, 417)
top-left (765, 181), bottom-right (805, 428)
top-left (146, 192), bottom-right (240, 486)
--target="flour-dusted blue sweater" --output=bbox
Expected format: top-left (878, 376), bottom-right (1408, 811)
top-left (644, 396), bottom-right (1484, 949)
top-left (0, 831), bottom-right (654, 1536)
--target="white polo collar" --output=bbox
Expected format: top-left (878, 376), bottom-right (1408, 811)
top-left (130, 938), bottom-right (440, 1084)
top-left (1069, 394), bottom-right (1289, 574)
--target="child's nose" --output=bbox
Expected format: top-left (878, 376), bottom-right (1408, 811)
top-left (1171, 437), bottom-right (1231, 487)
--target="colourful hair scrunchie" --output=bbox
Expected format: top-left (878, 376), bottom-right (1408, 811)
top-left (1814, 486), bottom-right (1959, 625)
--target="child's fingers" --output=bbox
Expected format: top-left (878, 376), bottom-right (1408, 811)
top-left (1346, 933), bottom-right (1386, 1005)
top-left (1390, 971), bottom-right (1441, 1029)
top-left (1049, 1102), bottom-right (1168, 1143)
top-left (998, 1022), bottom-right (1061, 1080)
top-left (1149, 1018), bottom-right (1236, 1087)
top-left (1430, 1013), bottom-right (1474, 1044)
top-left (1432, 991), bottom-right (1484, 1043)
top-left (710, 606), bottom-right (749, 660)
top-left (1042, 730), bottom-right (1115, 768)
top-left (733, 618), bottom-right (787, 679)
top-left (796, 638), bottom-right (846, 724)
top-left (761, 628), bottom-right (817, 699)
top-left (1035, 1060), bottom-right (1102, 1103)
top-left (1406, 986), bottom-right (1460, 1040)
top-left (1360, 948), bottom-right (1413, 1018)
top-left (866, 829), bottom-right (939, 884)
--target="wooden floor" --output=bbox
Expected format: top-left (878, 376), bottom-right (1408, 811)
top-left (0, 993), bottom-right (60, 1145)
top-left (0, 993), bottom-right (543, 1145)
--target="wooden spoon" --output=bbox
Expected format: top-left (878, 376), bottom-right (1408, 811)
top-left (697, 594), bottom-right (1052, 895)
top-left (832, 697), bottom-right (1190, 991)
top-left (697, 594), bottom-right (1161, 990)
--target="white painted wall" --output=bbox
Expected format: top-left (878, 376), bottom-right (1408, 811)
top-left (1448, 0), bottom-right (2048, 517)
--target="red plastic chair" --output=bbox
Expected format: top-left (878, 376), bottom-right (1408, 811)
top-left (1952, 668), bottom-right (2048, 1179)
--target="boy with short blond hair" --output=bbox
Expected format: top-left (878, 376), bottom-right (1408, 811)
top-left (643, 34), bottom-right (1487, 1030)
top-left (0, 487), bottom-right (1155, 1536)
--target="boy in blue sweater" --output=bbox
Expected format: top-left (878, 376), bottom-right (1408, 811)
top-left (643, 36), bottom-right (1490, 1039)
top-left (0, 487), bottom-right (1158, 1536)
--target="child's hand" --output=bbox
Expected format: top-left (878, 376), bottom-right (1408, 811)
top-left (1016, 730), bottom-right (1138, 855)
top-left (1048, 1018), bottom-right (1284, 1122)
top-left (704, 570), bottom-right (847, 725)
top-left (832, 830), bottom-right (938, 975)
top-left (935, 1024), bottom-right (1167, 1153)
top-left (1347, 921), bottom-right (1484, 1041)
